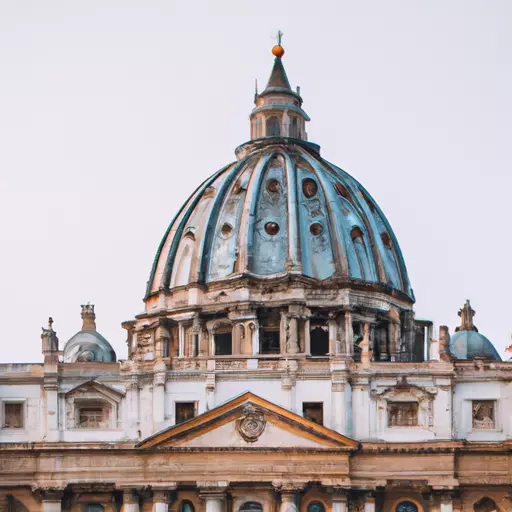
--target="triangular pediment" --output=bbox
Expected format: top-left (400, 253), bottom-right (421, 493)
top-left (64, 380), bottom-right (125, 401)
top-left (138, 392), bottom-right (358, 450)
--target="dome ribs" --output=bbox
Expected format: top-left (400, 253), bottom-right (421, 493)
top-left (146, 140), bottom-right (414, 303)
top-left (282, 152), bottom-right (302, 273)
top-left (145, 163), bottom-right (231, 297)
top-left (324, 159), bottom-right (409, 295)
top-left (235, 152), bottom-right (275, 275)
top-left (197, 155), bottom-right (254, 284)
top-left (298, 150), bottom-right (350, 279)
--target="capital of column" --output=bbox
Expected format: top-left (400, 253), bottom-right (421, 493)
top-left (272, 480), bottom-right (305, 498)
top-left (197, 481), bottom-right (229, 497)
top-left (328, 487), bottom-right (348, 503)
top-left (121, 488), bottom-right (140, 505)
top-left (32, 486), bottom-right (65, 503)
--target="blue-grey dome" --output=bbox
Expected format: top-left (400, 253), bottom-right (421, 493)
top-left (62, 305), bottom-right (116, 363)
top-left (449, 330), bottom-right (501, 361)
top-left (63, 331), bottom-right (116, 363)
top-left (146, 138), bottom-right (413, 301)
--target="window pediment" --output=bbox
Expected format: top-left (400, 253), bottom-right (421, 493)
top-left (64, 380), bottom-right (123, 430)
top-left (371, 377), bottom-right (437, 403)
top-left (64, 380), bottom-right (125, 402)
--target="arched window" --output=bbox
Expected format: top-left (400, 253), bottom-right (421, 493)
top-left (266, 116), bottom-right (281, 136)
top-left (240, 502), bottom-right (263, 512)
top-left (474, 497), bottom-right (499, 512)
top-left (289, 117), bottom-right (300, 138)
top-left (87, 506), bottom-right (105, 512)
top-left (307, 502), bottom-right (326, 512)
top-left (310, 320), bottom-right (329, 356)
top-left (180, 501), bottom-right (195, 512)
top-left (395, 502), bottom-right (418, 512)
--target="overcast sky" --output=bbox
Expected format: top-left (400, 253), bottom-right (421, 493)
top-left (0, 1), bottom-right (510, 363)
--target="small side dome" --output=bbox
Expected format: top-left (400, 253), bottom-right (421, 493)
top-left (450, 331), bottom-right (501, 361)
top-left (449, 300), bottom-right (501, 361)
top-left (63, 305), bottom-right (116, 363)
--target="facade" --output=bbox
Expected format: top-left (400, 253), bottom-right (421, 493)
top-left (0, 41), bottom-right (510, 512)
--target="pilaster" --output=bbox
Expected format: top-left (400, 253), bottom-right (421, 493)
top-left (33, 488), bottom-right (64, 512)
top-left (198, 481), bottom-right (228, 512)
top-left (122, 488), bottom-right (140, 512)
top-left (330, 487), bottom-right (348, 512)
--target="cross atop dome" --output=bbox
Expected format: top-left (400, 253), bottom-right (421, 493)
top-left (249, 34), bottom-right (310, 141)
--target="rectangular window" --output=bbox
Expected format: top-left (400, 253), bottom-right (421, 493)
top-left (3, 402), bottom-right (23, 428)
top-left (303, 402), bottom-right (323, 425)
top-left (388, 402), bottom-right (418, 427)
top-left (472, 400), bottom-right (496, 429)
top-left (79, 407), bottom-right (106, 428)
top-left (175, 402), bottom-right (197, 424)
top-left (260, 330), bottom-right (280, 354)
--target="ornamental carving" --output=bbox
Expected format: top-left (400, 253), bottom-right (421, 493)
top-left (472, 400), bottom-right (496, 429)
top-left (236, 404), bottom-right (266, 442)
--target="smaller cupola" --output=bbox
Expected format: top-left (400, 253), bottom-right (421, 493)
top-left (449, 300), bottom-right (501, 361)
top-left (63, 304), bottom-right (116, 363)
top-left (250, 32), bottom-right (310, 141)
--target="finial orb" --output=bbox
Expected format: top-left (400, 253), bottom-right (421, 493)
top-left (272, 45), bottom-right (285, 58)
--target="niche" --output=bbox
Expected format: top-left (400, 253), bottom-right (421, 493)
top-left (310, 319), bottom-right (329, 356)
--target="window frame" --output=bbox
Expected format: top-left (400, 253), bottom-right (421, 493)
top-left (471, 399), bottom-right (499, 432)
top-left (73, 399), bottom-right (113, 430)
top-left (387, 401), bottom-right (419, 428)
top-left (175, 401), bottom-right (198, 425)
top-left (302, 401), bottom-right (324, 426)
top-left (1, 399), bottom-right (26, 430)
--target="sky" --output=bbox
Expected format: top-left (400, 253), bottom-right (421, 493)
top-left (0, 1), bottom-right (510, 363)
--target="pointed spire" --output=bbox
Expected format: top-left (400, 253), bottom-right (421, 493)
top-left (266, 31), bottom-right (291, 90)
top-left (266, 56), bottom-right (292, 90)
top-left (248, 33), bottom-right (310, 142)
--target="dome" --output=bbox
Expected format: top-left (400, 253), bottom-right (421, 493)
top-left (448, 300), bottom-right (501, 361)
top-left (63, 305), bottom-right (116, 363)
top-left (145, 41), bottom-right (413, 305)
top-left (146, 137), bottom-right (412, 300)
top-left (449, 330), bottom-right (501, 362)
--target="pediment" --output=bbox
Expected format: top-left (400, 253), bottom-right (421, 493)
top-left (64, 380), bottom-right (125, 402)
top-left (138, 392), bottom-right (358, 450)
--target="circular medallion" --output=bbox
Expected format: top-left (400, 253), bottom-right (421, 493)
top-left (310, 223), bottom-right (323, 235)
top-left (220, 223), bottom-right (233, 238)
top-left (265, 222), bottom-right (280, 235)
top-left (266, 179), bottom-right (281, 194)
top-left (302, 178), bottom-right (318, 198)
top-left (237, 404), bottom-right (266, 442)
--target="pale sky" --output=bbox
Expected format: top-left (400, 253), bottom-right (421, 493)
top-left (1, 1), bottom-right (510, 363)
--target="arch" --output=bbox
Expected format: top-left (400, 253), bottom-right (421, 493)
top-left (289, 117), bottom-right (300, 138)
top-left (180, 500), bottom-right (195, 512)
top-left (87, 506), bottom-right (105, 512)
top-left (233, 323), bottom-right (245, 355)
top-left (389, 498), bottom-right (423, 512)
top-left (266, 116), bottom-right (281, 136)
top-left (307, 502), bottom-right (326, 512)
top-left (172, 237), bottom-right (195, 287)
top-left (474, 497), bottom-right (499, 512)
top-left (239, 502), bottom-right (263, 512)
